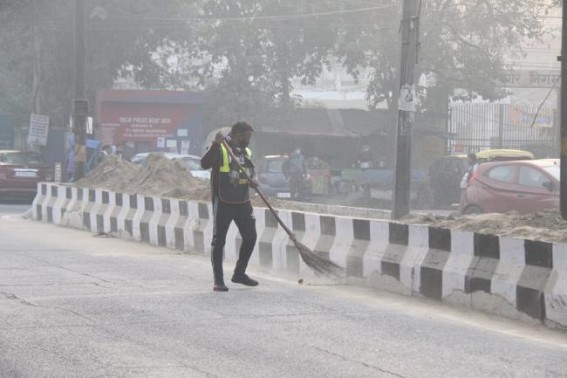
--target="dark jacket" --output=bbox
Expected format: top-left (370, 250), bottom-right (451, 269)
top-left (201, 141), bottom-right (254, 204)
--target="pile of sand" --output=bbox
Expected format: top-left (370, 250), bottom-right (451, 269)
top-left (75, 154), bottom-right (211, 200)
top-left (75, 156), bottom-right (140, 192)
top-left (402, 210), bottom-right (567, 243)
top-left (75, 154), bottom-right (286, 206)
top-left (74, 155), bottom-right (567, 243)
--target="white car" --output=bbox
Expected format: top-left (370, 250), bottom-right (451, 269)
top-left (130, 152), bottom-right (210, 180)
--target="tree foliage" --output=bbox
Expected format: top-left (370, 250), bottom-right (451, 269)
top-left (0, 0), bottom-right (557, 133)
top-left (336, 0), bottom-right (552, 113)
top-left (0, 0), bottom-right (190, 128)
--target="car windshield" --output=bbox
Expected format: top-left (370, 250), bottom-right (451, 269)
top-left (266, 159), bottom-right (285, 173)
top-left (0, 152), bottom-right (43, 164)
top-left (543, 166), bottom-right (560, 181)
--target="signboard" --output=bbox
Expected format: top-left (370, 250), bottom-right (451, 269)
top-left (398, 84), bottom-right (416, 112)
top-left (27, 114), bottom-right (49, 146)
top-left (97, 90), bottom-right (206, 154)
top-left (157, 137), bottom-right (165, 148)
top-left (503, 70), bottom-right (560, 88)
top-left (180, 140), bottom-right (190, 154)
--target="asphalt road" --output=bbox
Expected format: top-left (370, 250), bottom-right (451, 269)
top-left (1, 210), bottom-right (566, 378)
top-left (0, 199), bottom-right (32, 216)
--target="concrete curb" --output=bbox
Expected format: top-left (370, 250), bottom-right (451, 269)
top-left (32, 183), bottom-right (567, 330)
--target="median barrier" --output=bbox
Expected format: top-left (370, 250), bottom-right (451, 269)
top-left (32, 182), bottom-right (567, 330)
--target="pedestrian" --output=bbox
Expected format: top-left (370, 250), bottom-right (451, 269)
top-left (66, 148), bottom-right (75, 182)
top-left (460, 152), bottom-right (478, 189)
top-left (459, 152), bottom-right (479, 211)
top-left (282, 147), bottom-right (307, 199)
top-left (200, 121), bottom-right (259, 292)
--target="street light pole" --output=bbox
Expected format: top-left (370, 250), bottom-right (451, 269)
top-left (392, 0), bottom-right (420, 220)
top-left (73, 0), bottom-right (89, 180)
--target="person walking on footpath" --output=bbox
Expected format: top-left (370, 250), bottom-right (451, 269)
top-left (283, 147), bottom-right (308, 200)
top-left (200, 121), bottom-right (259, 292)
top-left (460, 152), bottom-right (479, 189)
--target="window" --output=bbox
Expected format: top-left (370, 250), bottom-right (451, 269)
top-left (518, 166), bottom-right (548, 188)
top-left (543, 166), bottom-right (560, 181)
top-left (486, 165), bottom-right (514, 183)
top-left (1, 152), bottom-right (33, 164)
top-left (266, 159), bottom-right (285, 173)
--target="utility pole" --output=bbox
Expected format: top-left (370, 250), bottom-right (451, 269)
top-left (392, 0), bottom-right (420, 219)
top-left (32, 0), bottom-right (41, 116)
top-left (73, 0), bottom-right (89, 180)
top-left (561, 0), bottom-right (567, 219)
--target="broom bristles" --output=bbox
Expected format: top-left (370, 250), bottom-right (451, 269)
top-left (294, 240), bottom-right (343, 276)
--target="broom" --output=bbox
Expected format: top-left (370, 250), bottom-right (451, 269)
top-left (221, 140), bottom-right (343, 276)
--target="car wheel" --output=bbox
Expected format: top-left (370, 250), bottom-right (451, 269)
top-left (463, 205), bottom-right (483, 215)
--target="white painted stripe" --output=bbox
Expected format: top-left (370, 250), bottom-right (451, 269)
top-left (330, 217), bottom-right (355, 268)
top-left (546, 243), bottom-right (567, 328)
top-left (131, 195), bottom-right (144, 241)
top-left (148, 197), bottom-right (161, 245)
top-left (272, 210), bottom-right (292, 272)
top-left (52, 186), bottom-right (67, 225)
top-left (442, 230), bottom-right (475, 299)
top-left (363, 220), bottom-right (389, 277)
top-left (402, 225), bottom-right (429, 293)
top-left (491, 237), bottom-right (525, 305)
top-left (164, 199), bottom-right (180, 249)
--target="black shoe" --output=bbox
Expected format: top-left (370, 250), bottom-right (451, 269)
top-left (213, 283), bottom-right (229, 292)
top-left (231, 274), bottom-right (258, 287)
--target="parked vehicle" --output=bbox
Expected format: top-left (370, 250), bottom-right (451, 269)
top-left (255, 155), bottom-right (293, 199)
top-left (130, 152), bottom-right (210, 180)
top-left (0, 150), bottom-right (52, 198)
top-left (460, 159), bottom-right (559, 215)
top-left (428, 149), bottom-right (535, 208)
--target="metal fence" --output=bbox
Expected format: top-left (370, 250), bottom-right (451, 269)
top-left (449, 103), bottom-right (557, 158)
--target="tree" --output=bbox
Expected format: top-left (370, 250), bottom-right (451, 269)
top-left (336, 0), bottom-right (553, 115)
top-left (185, 0), bottom-right (341, 129)
top-left (0, 0), bottom-right (193, 131)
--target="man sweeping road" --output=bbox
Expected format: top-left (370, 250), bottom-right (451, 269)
top-left (201, 121), bottom-right (259, 292)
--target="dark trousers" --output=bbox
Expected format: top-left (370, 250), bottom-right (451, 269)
top-left (211, 197), bottom-right (257, 284)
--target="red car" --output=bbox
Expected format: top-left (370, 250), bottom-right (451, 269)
top-left (460, 159), bottom-right (560, 215)
top-left (0, 150), bottom-right (52, 199)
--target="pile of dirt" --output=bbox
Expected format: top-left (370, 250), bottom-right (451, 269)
top-left (74, 155), bottom-right (567, 243)
top-left (402, 210), bottom-right (567, 243)
top-left (75, 154), bottom-right (211, 200)
top-left (75, 156), bottom-right (139, 192)
top-left (75, 154), bottom-right (291, 206)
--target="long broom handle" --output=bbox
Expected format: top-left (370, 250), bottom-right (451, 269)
top-left (220, 140), bottom-right (297, 241)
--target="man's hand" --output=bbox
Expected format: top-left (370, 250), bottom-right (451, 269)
top-left (249, 178), bottom-right (259, 189)
top-left (214, 131), bottom-right (225, 144)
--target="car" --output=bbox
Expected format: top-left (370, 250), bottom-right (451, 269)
top-left (0, 150), bottom-right (52, 198)
top-left (428, 149), bottom-right (535, 208)
top-left (130, 152), bottom-right (210, 180)
top-left (255, 155), bottom-right (293, 199)
top-left (460, 159), bottom-right (559, 215)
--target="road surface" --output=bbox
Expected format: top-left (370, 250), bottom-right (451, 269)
top-left (1, 209), bottom-right (566, 377)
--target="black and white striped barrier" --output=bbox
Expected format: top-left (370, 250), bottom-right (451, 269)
top-left (32, 183), bottom-right (567, 329)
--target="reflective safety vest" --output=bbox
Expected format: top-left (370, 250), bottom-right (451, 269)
top-left (217, 144), bottom-right (254, 203)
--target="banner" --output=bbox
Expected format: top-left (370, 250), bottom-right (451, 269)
top-left (27, 114), bottom-right (49, 146)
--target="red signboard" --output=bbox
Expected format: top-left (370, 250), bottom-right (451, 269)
top-left (96, 90), bottom-right (205, 152)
